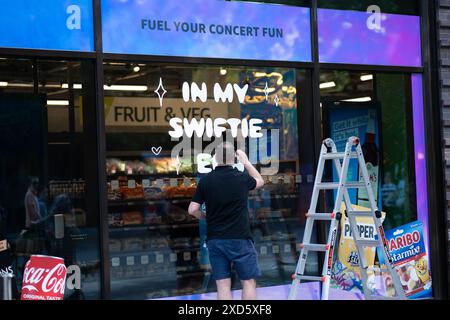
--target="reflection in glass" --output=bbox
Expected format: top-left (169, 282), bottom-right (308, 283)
top-left (0, 58), bottom-right (101, 299)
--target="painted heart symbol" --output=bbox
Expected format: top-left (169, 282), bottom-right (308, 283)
top-left (151, 146), bottom-right (162, 156)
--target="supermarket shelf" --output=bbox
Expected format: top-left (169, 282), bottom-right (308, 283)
top-left (108, 197), bottom-right (192, 206)
top-left (251, 217), bottom-right (300, 225)
top-left (109, 222), bottom-right (199, 233)
top-left (108, 193), bottom-right (298, 207)
top-left (107, 173), bottom-right (196, 179)
top-left (110, 246), bottom-right (201, 256)
top-left (248, 194), bottom-right (298, 201)
top-left (109, 268), bottom-right (211, 282)
top-left (109, 217), bottom-right (299, 233)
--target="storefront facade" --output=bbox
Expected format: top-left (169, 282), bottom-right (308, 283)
top-left (0, 0), bottom-right (448, 300)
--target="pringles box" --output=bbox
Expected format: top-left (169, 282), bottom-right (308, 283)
top-left (377, 220), bottom-right (432, 299)
top-left (331, 204), bottom-right (384, 293)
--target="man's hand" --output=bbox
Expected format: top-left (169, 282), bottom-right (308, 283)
top-left (236, 149), bottom-right (250, 165)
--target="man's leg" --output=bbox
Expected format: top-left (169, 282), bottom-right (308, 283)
top-left (233, 240), bottom-right (261, 300)
top-left (207, 239), bottom-right (232, 300)
top-left (241, 279), bottom-right (257, 300)
top-left (216, 278), bottom-right (233, 300)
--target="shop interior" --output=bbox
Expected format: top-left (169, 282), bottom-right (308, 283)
top-left (0, 57), bottom-right (101, 299)
top-left (102, 62), bottom-right (317, 299)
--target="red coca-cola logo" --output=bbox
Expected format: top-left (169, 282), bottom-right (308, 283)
top-left (21, 255), bottom-right (67, 300)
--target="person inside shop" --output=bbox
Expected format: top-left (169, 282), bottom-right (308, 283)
top-left (24, 176), bottom-right (42, 229)
top-left (188, 141), bottom-right (264, 300)
top-left (16, 176), bottom-right (46, 255)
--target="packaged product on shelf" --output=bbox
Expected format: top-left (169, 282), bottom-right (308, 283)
top-left (122, 211), bottom-right (144, 226)
top-left (108, 213), bottom-right (123, 227)
top-left (163, 184), bottom-right (196, 198)
top-left (171, 237), bottom-right (192, 249)
top-left (145, 236), bottom-right (169, 249)
top-left (255, 207), bottom-right (272, 220)
top-left (121, 184), bottom-right (145, 200)
top-left (108, 189), bottom-right (123, 201)
top-left (143, 205), bottom-right (162, 224)
top-left (123, 237), bottom-right (144, 251)
top-left (152, 158), bottom-right (171, 173)
top-left (109, 239), bottom-right (122, 252)
top-left (143, 186), bottom-right (164, 200)
top-left (167, 210), bottom-right (187, 223)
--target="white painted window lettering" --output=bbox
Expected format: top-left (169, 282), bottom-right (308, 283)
top-left (167, 79), bottom-right (280, 176)
top-left (66, 5), bottom-right (81, 30)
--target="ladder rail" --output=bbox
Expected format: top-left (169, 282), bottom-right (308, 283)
top-left (289, 143), bottom-right (328, 300)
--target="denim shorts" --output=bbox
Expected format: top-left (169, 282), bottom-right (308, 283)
top-left (206, 238), bottom-right (261, 281)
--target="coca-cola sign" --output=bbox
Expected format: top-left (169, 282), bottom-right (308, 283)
top-left (21, 255), bottom-right (67, 300)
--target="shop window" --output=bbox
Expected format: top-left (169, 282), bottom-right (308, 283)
top-left (0, 57), bottom-right (101, 299)
top-left (320, 71), bottom-right (417, 229)
top-left (103, 62), bottom-right (315, 299)
top-left (318, 0), bottom-right (420, 15)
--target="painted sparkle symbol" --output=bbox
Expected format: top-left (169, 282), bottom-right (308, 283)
top-left (263, 81), bottom-right (269, 101)
top-left (175, 155), bottom-right (182, 175)
top-left (274, 94), bottom-right (280, 107)
top-left (154, 77), bottom-right (167, 107)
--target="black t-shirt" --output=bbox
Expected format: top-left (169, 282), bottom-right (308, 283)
top-left (192, 165), bottom-right (256, 240)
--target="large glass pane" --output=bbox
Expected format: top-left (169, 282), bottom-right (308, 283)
top-left (104, 62), bottom-right (314, 299)
top-left (319, 70), bottom-right (433, 298)
top-left (319, 71), bottom-right (417, 227)
top-left (0, 58), bottom-right (101, 299)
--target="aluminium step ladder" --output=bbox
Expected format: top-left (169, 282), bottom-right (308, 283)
top-left (288, 136), bottom-right (406, 300)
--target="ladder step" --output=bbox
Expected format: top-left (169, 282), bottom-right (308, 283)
top-left (322, 152), bottom-right (358, 159)
top-left (293, 275), bottom-right (324, 282)
top-left (300, 243), bottom-right (328, 252)
top-left (370, 267), bottom-right (389, 273)
top-left (306, 213), bottom-right (335, 220)
top-left (355, 239), bottom-right (379, 247)
top-left (316, 182), bottom-right (367, 190)
top-left (347, 211), bottom-right (374, 217)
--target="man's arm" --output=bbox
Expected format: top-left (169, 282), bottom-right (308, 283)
top-left (188, 202), bottom-right (206, 220)
top-left (236, 150), bottom-right (264, 189)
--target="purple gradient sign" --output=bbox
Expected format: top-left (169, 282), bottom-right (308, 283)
top-left (412, 74), bottom-right (430, 256)
top-left (102, 0), bottom-right (311, 62)
top-left (318, 9), bottom-right (422, 67)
